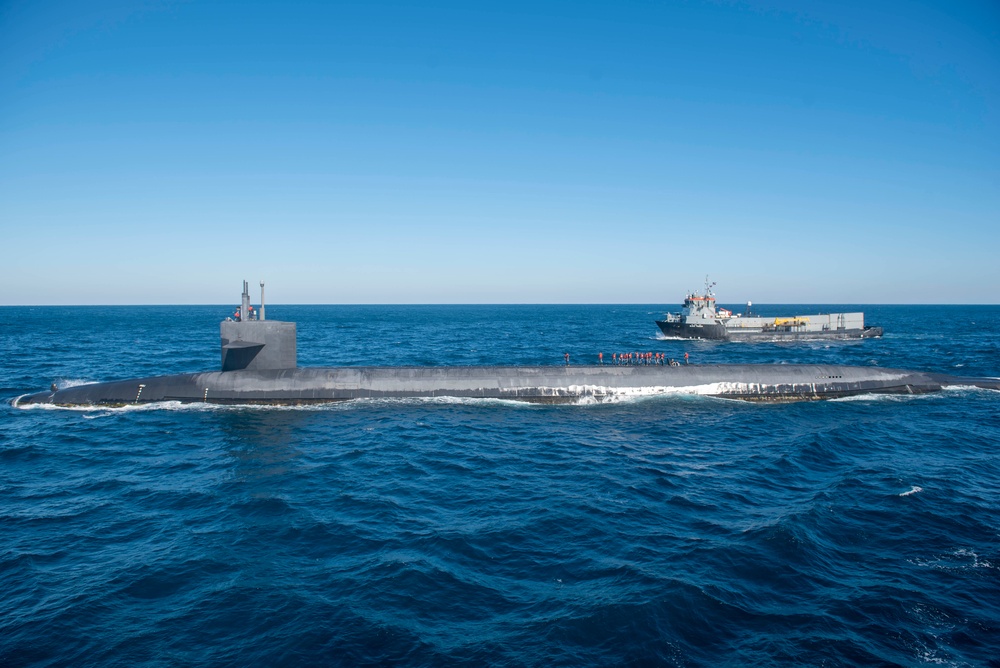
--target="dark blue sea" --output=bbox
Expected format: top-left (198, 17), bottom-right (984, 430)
top-left (2, 304), bottom-right (999, 667)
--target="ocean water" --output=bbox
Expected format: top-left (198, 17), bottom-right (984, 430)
top-left (2, 304), bottom-right (998, 667)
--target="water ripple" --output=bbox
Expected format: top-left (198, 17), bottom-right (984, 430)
top-left (1, 305), bottom-right (999, 665)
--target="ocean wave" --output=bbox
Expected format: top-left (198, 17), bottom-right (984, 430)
top-left (4, 303), bottom-right (1000, 667)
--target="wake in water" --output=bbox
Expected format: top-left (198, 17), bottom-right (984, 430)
top-left (12, 389), bottom-right (763, 414)
top-left (830, 392), bottom-right (938, 403)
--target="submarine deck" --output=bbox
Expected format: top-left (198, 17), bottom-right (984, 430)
top-left (14, 364), bottom-right (1000, 406)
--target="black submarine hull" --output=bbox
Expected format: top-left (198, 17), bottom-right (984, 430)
top-left (655, 321), bottom-right (884, 341)
top-left (13, 364), bottom-right (999, 406)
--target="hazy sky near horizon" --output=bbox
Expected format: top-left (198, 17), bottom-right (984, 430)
top-left (2, 0), bottom-right (998, 305)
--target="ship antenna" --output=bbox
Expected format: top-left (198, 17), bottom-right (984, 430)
top-left (259, 280), bottom-right (266, 321)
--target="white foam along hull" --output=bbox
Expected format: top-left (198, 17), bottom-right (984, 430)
top-left (14, 364), bottom-right (998, 406)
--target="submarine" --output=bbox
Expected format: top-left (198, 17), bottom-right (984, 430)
top-left (13, 281), bottom-right (1000, 407)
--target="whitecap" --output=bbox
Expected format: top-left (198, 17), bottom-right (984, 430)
top-left (910, 549), bottom-right (995, 571)
top-left (899, 485), bottom-right (922, 497)
top-left (954, 549), bottom-right (994, 569)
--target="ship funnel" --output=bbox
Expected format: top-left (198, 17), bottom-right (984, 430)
top-left (259, 281), bottom-right (266, 321)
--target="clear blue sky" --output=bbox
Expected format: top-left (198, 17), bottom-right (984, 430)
top-left (2, 0), bottom-right (997, 304)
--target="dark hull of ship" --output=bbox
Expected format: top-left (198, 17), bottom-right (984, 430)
top-left (655, 321), bottom-right (884, 341)
top-left (11, 361), bottom-right (992, 406)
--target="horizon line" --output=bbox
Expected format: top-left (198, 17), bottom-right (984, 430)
top-left (2, 302), bottom-right (997, 308)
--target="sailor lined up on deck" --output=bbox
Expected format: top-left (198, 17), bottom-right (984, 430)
top-left (608, 352), bottom-right (677, 365)
top-left (561, 352), bottom-right (690, 366)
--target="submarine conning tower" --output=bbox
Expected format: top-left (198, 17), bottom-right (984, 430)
top-left (220, 280), bottom-right (296, 371)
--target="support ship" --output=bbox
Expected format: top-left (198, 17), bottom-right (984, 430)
top-left (656, 281), bottom-right (883, 341)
